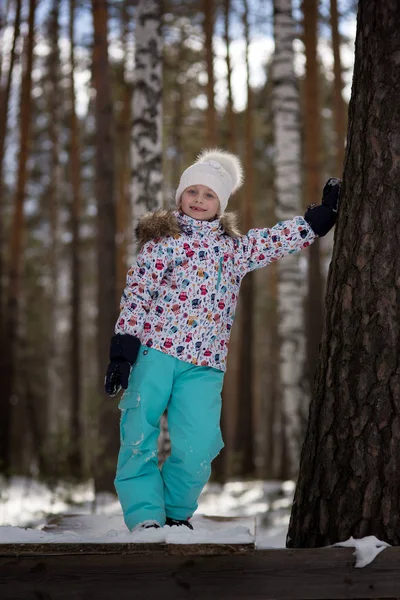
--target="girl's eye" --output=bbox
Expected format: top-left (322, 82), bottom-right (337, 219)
top-left (188, 189), bottom-right (196, 195)
top-left (207, 193), bottom-right (215, 199)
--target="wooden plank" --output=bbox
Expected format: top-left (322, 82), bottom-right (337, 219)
top-left (1, 547), bottom-right (400, 599)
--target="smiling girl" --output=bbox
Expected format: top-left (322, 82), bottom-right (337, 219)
top-left (105, 149), bottom-right (341, 532)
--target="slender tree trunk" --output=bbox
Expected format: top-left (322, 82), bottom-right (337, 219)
top-left (1, 0), bottom-right (35, 476)
top-left (68, 0), bottom-right (83, 479)
top-left (92, 0), bottom-right (117, 492)
top-left (211, 0), bottom-right (239, 482)
top-left (224, 0), bottom-right (235, 153)
top-left (287, 0), bottom-right (400, 548)
top-left (203, 0), bottom-right (216, 146)
top-left (170, 24), bottom-right (185, 182)
top-left (303, 0), bottom-right (324, 395)
top-left (131, 0), bottom-right (163, 231)
top-left (234, 0), bottom-right (255, 478)
top-left (271, 0), bottom-right (306, 478)
top-left (212, 0), bottom-right (234, 483)
top-left (116, 0), bottom-right (132, 299)
top-left (0, 2), bottom-right (21, 442)
top-left (330, 0), bottom-right (346, 177)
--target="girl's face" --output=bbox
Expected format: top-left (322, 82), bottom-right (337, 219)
top-left (180, 184), bottom-right (220, 221)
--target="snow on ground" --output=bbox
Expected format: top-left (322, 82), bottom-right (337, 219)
top-left (0, 476), bottom-right (291, 547)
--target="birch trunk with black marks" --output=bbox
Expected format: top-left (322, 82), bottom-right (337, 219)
top-left (271, 0), bottom-right (306, 477)
top-left (131, 0), bottom-right (163, 231)
top-left (287, 0), bottom-right (400, 548)
top-left (132, 0), bottom-right (168, 463)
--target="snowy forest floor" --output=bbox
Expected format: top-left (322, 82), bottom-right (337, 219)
top-left (0, 477), bottom-right (293, 548)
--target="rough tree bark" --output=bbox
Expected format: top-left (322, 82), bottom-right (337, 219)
top-left (287, 0), bottom-right (400, 548)
top-left (271, 0), bottom-right (306, 478)
top-left (92, 0), bottom-right (117, 492)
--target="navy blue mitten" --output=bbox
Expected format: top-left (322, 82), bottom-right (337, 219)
top-left (304, 178), bottom-right (341, 237)
top-left (104, 334), bottom-right (141, 397)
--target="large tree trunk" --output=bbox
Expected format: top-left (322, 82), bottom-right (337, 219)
top-left (203, 0), bottom-right (216, 147)
top-left (1, 0), bottom-right (35, 477)
top-left (330, 0), bottom-right (347, 178)
top-left (68, 0), bottom-right (83, 479)
top-left (271, 0), bottom-right (307, 478)
top-left (92, 0), bottom-right (117, 492)
top-left (234, 0), bottom-right (255, 478)
top-left (287, 0), bottom-right (400, 548)
top-left (303, 0), bottom-right (324, 395)
top-left (131, 0), bottom-right (166, 463)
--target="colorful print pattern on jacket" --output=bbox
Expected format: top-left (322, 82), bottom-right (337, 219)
top-left (115, 211), bottom-right (316, 371)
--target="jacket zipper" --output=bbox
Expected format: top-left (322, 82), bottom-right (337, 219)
top-left (216, 256), bottom-right (223, 291)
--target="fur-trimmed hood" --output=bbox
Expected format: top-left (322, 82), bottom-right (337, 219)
top-left (136, 210), bottom-right (241, 248)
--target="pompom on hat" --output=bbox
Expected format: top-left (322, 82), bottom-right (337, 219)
top-left (175, 149), bottom-right (244, 214)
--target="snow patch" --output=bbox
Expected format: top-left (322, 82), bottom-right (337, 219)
top-left (333, 535), bottom-right (390, 568)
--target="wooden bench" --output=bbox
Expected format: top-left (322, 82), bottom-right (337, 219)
top-left (1, 543), bottom-right (400, 599)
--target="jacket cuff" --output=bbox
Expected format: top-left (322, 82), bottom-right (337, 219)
top-left (109, 334), bottom-right (141, 365)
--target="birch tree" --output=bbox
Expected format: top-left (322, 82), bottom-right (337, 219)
top-left (287, 0), bottom-right (400, 547)
top-left (131, 0), bottom-right (163, 232)
top-left (132, 0), bottom-right (167, 461)
top-left (271, 0), bottom-right (306, 476)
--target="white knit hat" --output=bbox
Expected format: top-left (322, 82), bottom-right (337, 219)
top-left (175, 149), bottom-right (244, 214)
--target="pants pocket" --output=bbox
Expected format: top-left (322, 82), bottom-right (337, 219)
top-left (119, 406), bottom-right (144, 448)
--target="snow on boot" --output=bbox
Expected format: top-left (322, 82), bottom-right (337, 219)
top-left (165, 517), bottom-right (194, 530)
top-left (132, 520), bottom-right (161, 531)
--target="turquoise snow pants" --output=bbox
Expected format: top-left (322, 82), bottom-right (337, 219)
top-left (114, 346), bottom-right (224, 531)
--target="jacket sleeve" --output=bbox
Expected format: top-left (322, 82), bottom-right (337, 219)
top-left (238, 216), bottom-right (316, 275)
top-left (115, 238), bottom-right (175, 337)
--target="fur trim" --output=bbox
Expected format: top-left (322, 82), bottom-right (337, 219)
top-left (196, 149), bottom-right (244, 193)
top-left (136, 210), bottom-right (241, 248)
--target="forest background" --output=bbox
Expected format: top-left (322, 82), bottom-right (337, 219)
top-left (0, 0), bottom-right (357, 495)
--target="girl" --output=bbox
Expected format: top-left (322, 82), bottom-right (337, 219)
top-left (105, 149), bottom-right (340, 532)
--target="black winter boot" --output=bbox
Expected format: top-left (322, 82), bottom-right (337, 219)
top-left (165, 517), bottom-right (194, 530)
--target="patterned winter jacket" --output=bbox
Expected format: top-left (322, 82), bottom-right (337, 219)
top-left (115, 210), bottom-right (316, 372)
